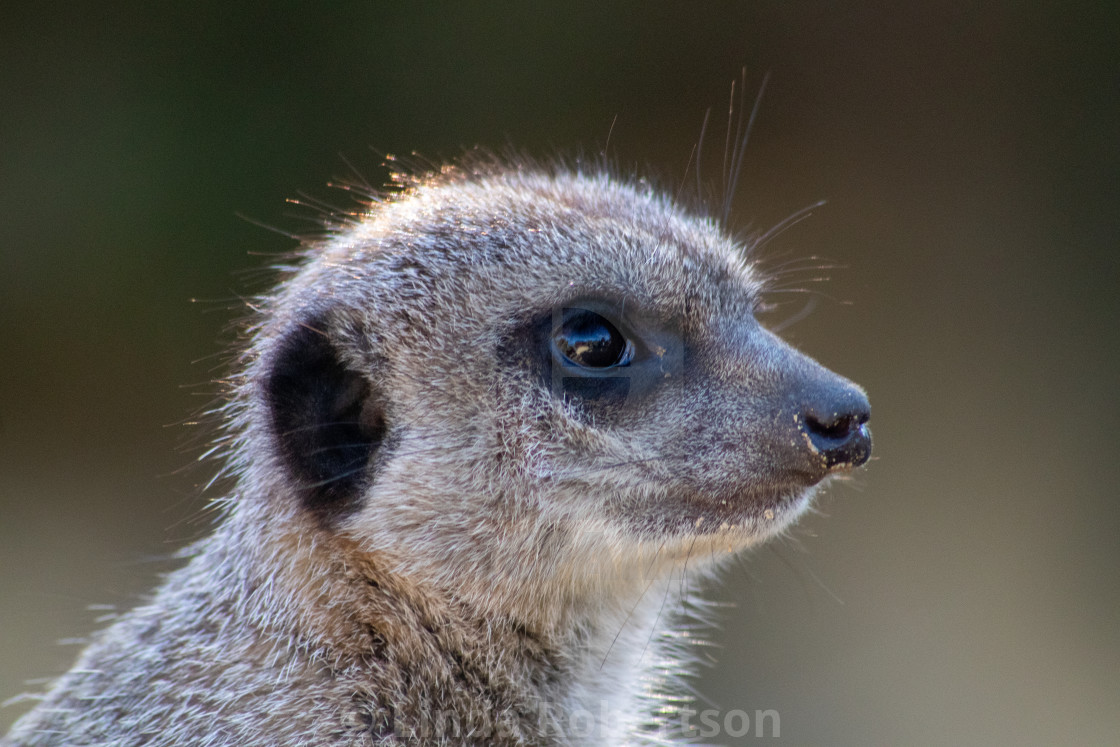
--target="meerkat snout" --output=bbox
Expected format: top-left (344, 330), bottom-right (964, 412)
top-left (4, 160), bottom-right (872, 746)
top-left (736, 327), bottom-right (872, 478)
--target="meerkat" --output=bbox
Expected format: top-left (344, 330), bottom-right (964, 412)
top-left (3, 156), bottom-right (871, 746)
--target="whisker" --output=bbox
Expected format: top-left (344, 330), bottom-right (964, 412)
top-left (676, 141), bottom-right (698, 208)
top-left (750, 199), bottom-right (826, 253)
top-left (600, 539), bottom-right (666, 670)
top-left (723, 69), bottom-right (770, 226)
top-left (721, 76), bottom-right (735, 204)
top-left (640, 566), bottom-right (675, 666)
top-left (548, 455), bottom-right (667, 482)
top-left (695, 107), bottom-right (711, 206)
top-left (768, 296), bottom-right (819, 333)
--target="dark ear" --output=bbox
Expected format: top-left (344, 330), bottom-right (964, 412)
top-left (263, 317), bottom-right (386, 519)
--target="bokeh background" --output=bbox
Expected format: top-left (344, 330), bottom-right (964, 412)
top-left (2, 2), bottom-right (1117, 744)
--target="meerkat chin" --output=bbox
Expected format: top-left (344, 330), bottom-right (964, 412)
top-left (4, 158), bottom-right (870, 746)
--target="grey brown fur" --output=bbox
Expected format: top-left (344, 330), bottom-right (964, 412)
top-left (4, 159), bottom-right (871, 745)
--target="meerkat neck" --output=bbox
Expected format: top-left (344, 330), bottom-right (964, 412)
top-left (218, 508), bottom-right (692, 743)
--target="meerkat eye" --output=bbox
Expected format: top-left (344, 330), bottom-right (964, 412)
top-left (553, 309), bottom-right (634, 369)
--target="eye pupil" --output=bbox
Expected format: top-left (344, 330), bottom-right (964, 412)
top-left (555, 309), bottom-right (632, 368)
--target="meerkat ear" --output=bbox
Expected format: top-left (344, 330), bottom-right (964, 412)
top-left (263, 316), bottom-right (387, 518)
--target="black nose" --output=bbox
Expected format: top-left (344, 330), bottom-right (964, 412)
top-left (800, 391), bottom-right (872, 470)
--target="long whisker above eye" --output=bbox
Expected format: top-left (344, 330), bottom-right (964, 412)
top-left (756, 254), bottom-right (842, 277)
top-left (747, 201), bottom-right (828, 255)
top-left (768, 297), bottom-right (819, 334)
top-left (722, 69), bottom-right (770, 226)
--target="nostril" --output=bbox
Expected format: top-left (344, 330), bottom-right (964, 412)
top-left (804, 411), bottom-right (865, 441)
top-left (799, 399), bottom-right (872, 470)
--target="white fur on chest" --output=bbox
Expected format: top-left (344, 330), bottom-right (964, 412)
top-left (556, 574), bottom-right (702, 746)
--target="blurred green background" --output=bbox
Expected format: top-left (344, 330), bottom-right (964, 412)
top-left (2, 2), bottom-right (1117, 744)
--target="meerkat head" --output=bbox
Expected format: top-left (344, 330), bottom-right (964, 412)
top-left (231, 162), bottom-right (870, 622)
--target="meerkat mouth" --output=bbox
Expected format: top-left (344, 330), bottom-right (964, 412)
top-left (612, 482), bottom-right (819, 541)
top-left (713, 483), bottom-right (817, 525)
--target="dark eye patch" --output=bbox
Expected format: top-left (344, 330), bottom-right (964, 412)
top-left (525, 300), bottom-right (685, 414)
